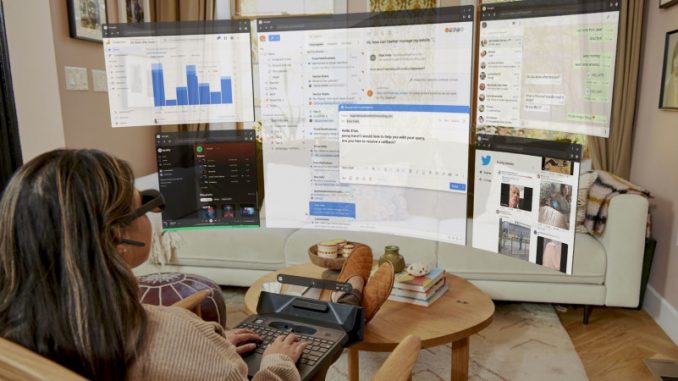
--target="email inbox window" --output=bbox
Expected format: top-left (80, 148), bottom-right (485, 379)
top-left (256, 7), bottom-right (473, 245)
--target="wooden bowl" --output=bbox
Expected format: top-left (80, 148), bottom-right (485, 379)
top-left (308, 242), bottom-right (365, 270)
top-left (308, 244), bottom-right (345, 270)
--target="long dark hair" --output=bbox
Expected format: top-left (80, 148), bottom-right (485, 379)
top-left (0, 149), bottom-right (147, 380)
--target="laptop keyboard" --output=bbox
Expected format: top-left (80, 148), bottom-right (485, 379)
top-left (238, 321), bottom-right (336, 367)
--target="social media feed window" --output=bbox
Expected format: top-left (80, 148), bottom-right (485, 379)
top-left (472, 134), bottom-right (582, 274)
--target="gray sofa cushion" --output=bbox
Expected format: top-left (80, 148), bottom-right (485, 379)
top-left (439, 233), bottom-right (605, 285)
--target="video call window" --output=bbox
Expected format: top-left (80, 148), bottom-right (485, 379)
top-left (477, 0), bottom-right (621, 137)
top-left (156, 130), bottom-right (259, 230)
top-left (103, 20), bottom-right (255, 127)
top-left (473, 134), bottom-right (582, 274)
top-left (256, 7), bottom-right (474, 245)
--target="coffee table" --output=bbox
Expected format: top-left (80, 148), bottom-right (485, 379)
top-left (245, 263), bottom-right (494, 381)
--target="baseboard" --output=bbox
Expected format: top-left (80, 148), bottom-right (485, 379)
top-left (643, 285), bottom-right (678, 346)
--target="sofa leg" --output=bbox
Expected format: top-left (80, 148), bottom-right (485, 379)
top-left (583, 305), bottom-right (593, 325)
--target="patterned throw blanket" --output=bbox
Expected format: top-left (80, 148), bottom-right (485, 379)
top-left (585, 170), bottom-right (652, 236)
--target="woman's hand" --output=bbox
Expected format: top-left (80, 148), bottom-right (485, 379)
top-left (224, 328), bottom-right (261, 354)
top-left (263, 333), bottom-right (308, 363)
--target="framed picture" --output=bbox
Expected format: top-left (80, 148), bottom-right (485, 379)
top-left (67, 0), bottom-right (107, 42)
top-left (660, 0), bottom-right (678, 9)
top-left (659, 29), bottom-right (678, 110)
top-left (118, 0), bottom-right (151, 23)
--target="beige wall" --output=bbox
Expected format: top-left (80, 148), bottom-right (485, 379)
top-left (3, 0), bottom-right (65, 161)
top-left (48, 1), bottom-right (157, 176)
top-left (631, 2), bottom-right (678, 309)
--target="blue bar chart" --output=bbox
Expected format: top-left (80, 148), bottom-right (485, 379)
top-left (152, 63), bottom-right (233, 107)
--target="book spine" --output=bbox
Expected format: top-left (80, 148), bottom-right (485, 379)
top-left (388, 284), bottom-right (449, 307)
top-left (393, 273), bottom-right (445, 292)
top-left (391, 278), bottom-right (446, 299)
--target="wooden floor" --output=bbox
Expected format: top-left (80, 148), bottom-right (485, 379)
top-left (557, 305), bottom-right (678, 381)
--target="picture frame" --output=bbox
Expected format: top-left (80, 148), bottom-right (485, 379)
top-left (118, 0), bottom-right (151, 24)
top-left (659, 29), bottom-right (678, 110)
top-left (660, 0), bottom-right (678, 9)
top-left (67, 0), bottom-right (107, 42)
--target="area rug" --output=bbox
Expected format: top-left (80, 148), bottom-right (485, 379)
top-left (222, 288), bottom-right (588, 380)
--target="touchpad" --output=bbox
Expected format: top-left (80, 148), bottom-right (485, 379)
top-left (268, 321), bottom-right (317, 335)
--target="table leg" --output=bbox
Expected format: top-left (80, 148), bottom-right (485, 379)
top-left (348, 347), bottom-right (359, 381)
top-left (451, 337), bottom-right (469, 381)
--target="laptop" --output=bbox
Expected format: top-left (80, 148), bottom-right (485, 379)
top-left (236, 291), bottom-right (365, 380)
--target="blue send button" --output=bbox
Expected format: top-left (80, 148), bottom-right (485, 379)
top-left (449, 183), bottom-right (466, 191)
top-left (269, 34), bottom-right (280, 41)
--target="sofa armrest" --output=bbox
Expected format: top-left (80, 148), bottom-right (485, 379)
top-left (600, 194), bottom-right (649, 307)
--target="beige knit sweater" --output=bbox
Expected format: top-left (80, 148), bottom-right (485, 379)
top-left (128, 305), bottom-right (301, 381)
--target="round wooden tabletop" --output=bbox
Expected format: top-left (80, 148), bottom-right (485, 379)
top-left (244, 263), bottom-right (495, 352)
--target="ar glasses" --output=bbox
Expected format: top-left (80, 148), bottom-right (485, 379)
top-left (117, 189), bottom-right (165, 248)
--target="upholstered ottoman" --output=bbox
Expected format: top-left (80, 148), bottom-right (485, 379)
top-left (138, 272), bottom-right (227, 328)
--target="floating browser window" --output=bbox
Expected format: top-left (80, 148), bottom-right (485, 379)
top-left (477, 0), bottom-right (621, 137)
top-left (472, 134), bottom-right (582, 274)
top-left (257, 6), bottom-right (475, 245)
top-left (103, 20), bottom-right (254, 127)
top-left (338, 104), bottom-right (469, 193)
top-left (156, 130), bottom-right (259, 230)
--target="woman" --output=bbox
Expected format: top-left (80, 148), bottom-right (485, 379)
top-left (0, 149), bottom-right (305, 381)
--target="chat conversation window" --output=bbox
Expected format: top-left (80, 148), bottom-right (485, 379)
top-left (338, 104), bottom-right (469, 192)
top-left (477, 0), bottom-right (620, 137)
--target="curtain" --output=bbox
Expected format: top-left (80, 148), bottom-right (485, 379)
top-left (370, 0), bottom-right (436, 12)
top-left (0, 3), bottom-right (21, 194)
top-left (150, 0), bottom-right (215, 22)
top-left (587, 0), bottom-right (644, 178)
top-left (150, 0), bottom-right (216, 132)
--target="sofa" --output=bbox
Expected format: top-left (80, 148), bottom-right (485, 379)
top-left (133, 173), bottom-right (649, 310)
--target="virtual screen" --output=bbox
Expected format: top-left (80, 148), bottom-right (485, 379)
top-left (156, 130), bottom-right (259, 230)
top-left (477, 0), bottom-right (620, 137)
top-left (473, 134), bottom-right (582, 274)
top-left (257, 6), bottom-right (474, 245)
top-left (103, 20), bottom-right (254, 127)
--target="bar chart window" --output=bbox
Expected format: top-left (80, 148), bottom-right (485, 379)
top-left (103, 21), bottom-right (255, 127)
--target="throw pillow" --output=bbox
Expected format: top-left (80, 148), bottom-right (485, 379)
top-left (575, 171), bottom-right (598, 233)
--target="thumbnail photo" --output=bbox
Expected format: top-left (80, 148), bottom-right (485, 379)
top-left (538, 182), bottom-right (572, 229)
top-left (542, 157), bottom-right (574, 175)
top-left (222, 204), bottom-right (235, 218)
top-left (201, 205), bottom-right (217, 221)
top-left (498, 219), bottom-right (530, 262)
top-left (500, 183), bottom-right (533, 212)
top-left (240, 204), bottom-right (256, 217)
top-left (536, 237), bottom-right (568, 273)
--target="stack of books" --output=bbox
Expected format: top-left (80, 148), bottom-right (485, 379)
top-left (388, 267), bottom-right (448, 307)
